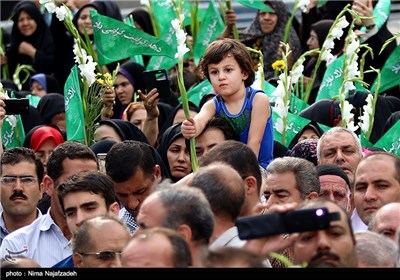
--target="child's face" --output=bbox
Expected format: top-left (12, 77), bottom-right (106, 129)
top-left (207, 54), bottom-right (248, 96)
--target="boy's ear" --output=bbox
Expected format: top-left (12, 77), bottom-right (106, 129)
top-left (242, 71), bottom-right (249, 80)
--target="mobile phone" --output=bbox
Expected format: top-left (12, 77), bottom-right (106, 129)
top-left (97, 153), bottom-right (107, 174)
top-left (143, 69), bottom-right (171, 99)
top-left (4, 98), bottom-right (29, 115)
top-left (236, 207), bottom-right (340, 239)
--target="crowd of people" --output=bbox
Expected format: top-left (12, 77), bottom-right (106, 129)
top-left (0, 0), bottom-right (399, 270)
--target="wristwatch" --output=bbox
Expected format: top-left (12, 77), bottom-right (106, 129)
top-left (366, 23), bottom-right (376, 30)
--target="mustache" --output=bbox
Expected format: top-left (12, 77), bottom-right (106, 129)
top-left (10, 192), bottom-right (28, 200)
top-left (309, 250), bottom-right (340, 265)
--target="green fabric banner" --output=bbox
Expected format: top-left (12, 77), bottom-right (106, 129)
top-left (91, 10), bottom-right (176, 66)
top-left (374, 120), bottom-right (400, 156)
top-left (1, 92), bottom-right (25, 148)
top-left (64, 65), bottom-right (85, 143)
top-left (272, 110), bottom-right (331, 147)
top-left (193, 1), bottom-right (224, 66)
top-left (316, 55), bottom-right (344, 101)
top-left (236, 0), bottom-right (273, 12)
top-left (1, 115), bottom-right (25, 149)
top-left (371, 45), bottom-right (400, 94)
top-left (181, 79), bottom-right (214, 107)
top-left (25, 94), bottom-right (41, 108)
top-left (146, 0), bottom-right (179, 71)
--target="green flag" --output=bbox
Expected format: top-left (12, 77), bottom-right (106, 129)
top-left (90, 10), bottom-right (176, 66)
top-left (64, 65), bottom-right (85, 143)
top-left (193, 1), bottom-right (225, 66)
top-left (25, 94), bottom-right (41, 108)
top-left (290, 94), bottom-right (309, 115)
top-left (374, 120), bottom-right (400, 156)
top-left (371, 45), bottom-right (400, 94)
top-left (180, 79), bottom-right (214, 107)
top-left (272, 110), bottom-right (331, 147)
top-left (316, 55), bottom-right (344, 101)
top-left (1, 114), bottom-right (25, 149)
top-left (236, 0), bottom-right (273, 12)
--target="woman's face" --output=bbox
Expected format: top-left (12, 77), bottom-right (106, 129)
top-left (167, 137), bottom-right (191, 180)
top-left (18, 10), bottom-right (37, 36)
top-left (173, 109), bottom-right (197, 125)
top-left (94, 125), bottom-right (122, 143)
top-left (50, 112), bottom-right (66, 131)
top-left (77, 7), bottom-right (95, 36)
top-left (298, 128), bottom-right (320, 142)
top-left (258, 5), bottom-right (278, 34)
top-left (114, 74), bottom-right (134, 106)
top-left (30, 81), bottom-right (47, 98)
top-left (307, 30), bottom-right (320, 52)
top-left (129, 108), bottom-right (147, 131)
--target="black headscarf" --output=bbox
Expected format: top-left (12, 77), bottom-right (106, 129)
top-left (240, 0), bottom-right (302, 81)
top-left (156, 122), bottom-right (190, 181)
top-left (98, 119), bottom-right (149, 143)
top-left (288, 121), bottom-right (323, 150)
top-left (7, 1), bottom-right (55, 89)
top-left (36, 93), bottom-right (65, 125)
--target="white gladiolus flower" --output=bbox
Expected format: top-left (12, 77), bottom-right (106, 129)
top-left (346, 37), bottom-right (359, 56)
top-left (275, 117), bottom-right (284, 134)
top-left (140, 0), bottom-right (150, 6)
top-left (340, 100), bottom-right (354, 124)
top-left (274, 98), bottom-right (288, 119)
top-left (175, 44), bottom-right (190, 60)
top-left (55, 6), bottom-right (67, 21)
top-left (359, 94), bottom-right (374, 133)
top-left (321, 50), bottom-right (334, 64)
top-left (347, 121), bottom-right (358, 132)
top-left (45, 3), bottom-right (56, 13)
top-left (171, 17), bottom-right (189, 61)
top-left (298, 0), bottom-right (311, 13)
top-left (344, 81), bottom-right (355, 91)
top-left (78, 56), bottom-right (97, 86)
top-left (290, 64), bottom-right (304, 84)
top-left (336, 16), bottom-right (349, 30)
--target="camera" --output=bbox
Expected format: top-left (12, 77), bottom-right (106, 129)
top-left (4, 98), bottom-right (29, 115)
top-left (143, 69), bottom-right (171, 98)
top-left (236, 207), bottom-right (340, 240)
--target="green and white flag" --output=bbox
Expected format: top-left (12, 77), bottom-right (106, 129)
top-left (1, 92), bottom-right (25, 149)
top-left (91, 10), bottom-right (176, 66)
top-left (316, 55), bottom-right (344, 101)
top-left (181, 79), bottom-right (213, 107)
top-left (146, 0), bottom-right (179, 71)
top-left (371, 45), bottom-right (400, 94)
top-left (272, 111), bottom-right (330, 147)
top-left (236, 0), bottom-right (273, 12)
top-left (1, 115), bottom-right (25, 149)
top-left (64, 65), bottom-right (85, 143)
top-left (374, 120), bottom-right (400, 156)
top-left (193, 1), bottom-right (225, 66)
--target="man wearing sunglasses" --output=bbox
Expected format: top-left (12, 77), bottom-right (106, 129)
top-left (72, 215), bottom-right (130, 268)
top-left (0, 148), bottom-right (44, 247)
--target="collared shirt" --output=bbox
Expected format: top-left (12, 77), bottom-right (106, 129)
top-left (209, 226), bottom-right (246, 250)
top-left (0, 208), bottom-right (71, 267)
top-left (0, 209), bottom-right (43, 247)
top-left (118, 207), bottom-right (137, 234)
top-left (351, 209), bottom-right (368, 232)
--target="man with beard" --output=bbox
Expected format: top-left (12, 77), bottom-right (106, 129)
top-left (0, 148), bottom-right (44, 246)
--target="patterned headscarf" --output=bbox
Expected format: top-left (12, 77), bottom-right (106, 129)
top-left (240, 0), bottom-right (302, 81)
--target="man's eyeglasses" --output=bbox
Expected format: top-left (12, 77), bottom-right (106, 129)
top-left (0, 176), bottom-right (38, 186)
top-left (79, 250), bottom-right (123, 261)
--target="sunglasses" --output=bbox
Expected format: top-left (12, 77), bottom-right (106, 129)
top-left (79, 250), bottom-right (123, 261)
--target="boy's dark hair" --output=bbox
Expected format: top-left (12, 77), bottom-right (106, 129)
top-left (199, 38), bottom-right (255, 87)
top-left (46, 141), bottom-right (98, 184)
top-left (1, 147), bottom-right (44, 184)
top-left (57, 170), bottom-right (117, 212)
